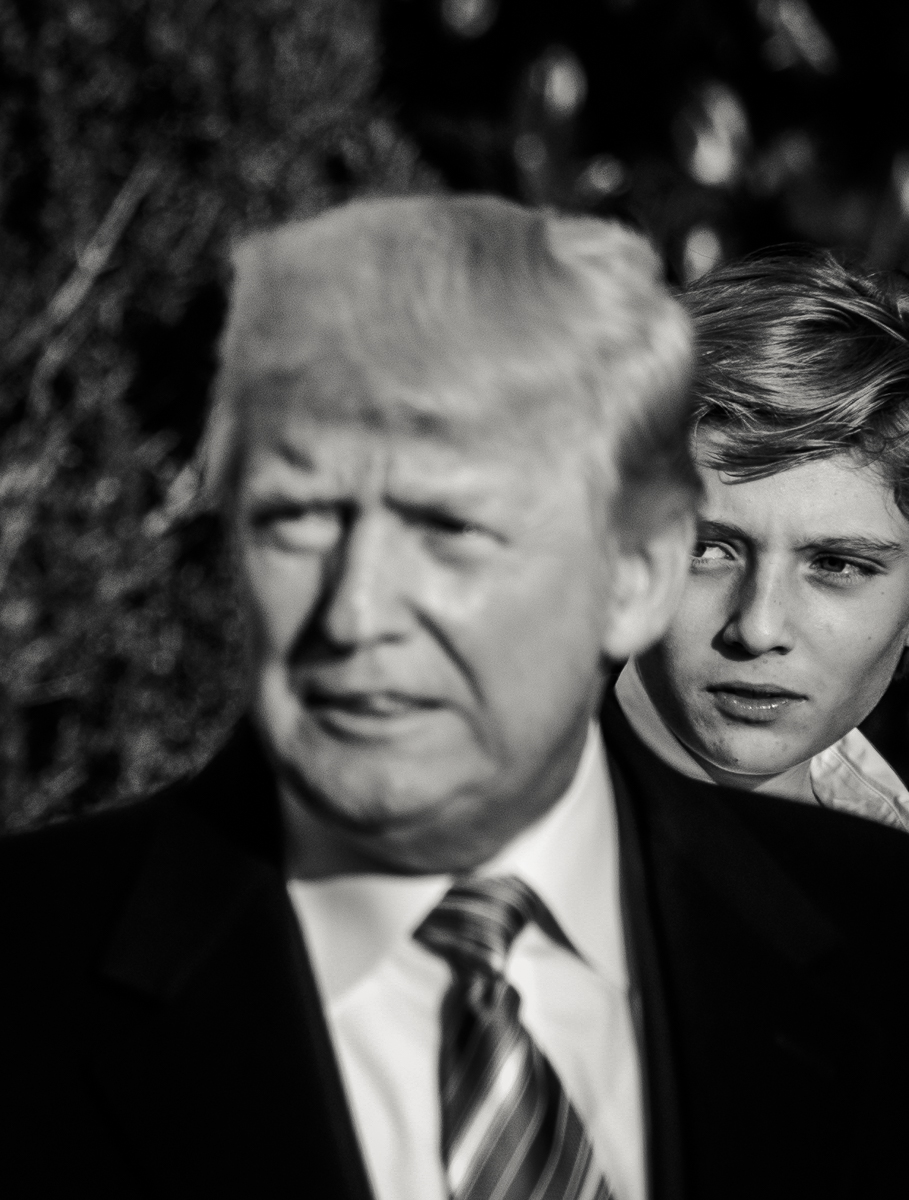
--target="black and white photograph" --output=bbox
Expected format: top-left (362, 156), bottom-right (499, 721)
top-left (2, 2), bottom-right (909, 1196)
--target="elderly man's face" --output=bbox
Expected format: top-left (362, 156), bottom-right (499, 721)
top-left (234, 389), bottom-right (631, 873)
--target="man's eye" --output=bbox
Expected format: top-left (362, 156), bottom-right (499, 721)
top-left (427, 515), bottom-right (484, 537)
top-left (252, 505), bottom-right (344, 552)
top-left (403, 507), bottom-right (488, 539)
top-left (417, 511), bottom-right (497, 557)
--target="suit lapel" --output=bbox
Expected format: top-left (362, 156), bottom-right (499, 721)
top-left (611, 759), bottom-right (688, 1200)
top-left (603, 693), bottom-right (868, 1200)
top-left (88, 733), bottom-right (375, 1199)
top-left (639, 784), bottom-right (865, 1199)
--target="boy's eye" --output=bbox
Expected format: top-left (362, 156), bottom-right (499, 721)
top-left (812, 555), bottom-right (877, 583)
top-left (815, 555), bottom-right (848, 572)
top-left (691, 542), bottom-right (730, 562)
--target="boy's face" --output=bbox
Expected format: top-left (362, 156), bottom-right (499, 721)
top-left (639, 449), bottom-right (909, 786)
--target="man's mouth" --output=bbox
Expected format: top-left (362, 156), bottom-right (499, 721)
top-left (303, 687), bottom-right (443, 737)
top-left (707, 682), bottom-right (807, 723)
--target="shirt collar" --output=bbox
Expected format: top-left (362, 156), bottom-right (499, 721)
top-left (287, 723), bottom-right (627, 1001)
top-left (811, 728), bottom-right (909, 830)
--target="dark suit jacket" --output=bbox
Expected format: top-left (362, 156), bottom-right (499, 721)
top-left (3, 699), bottom-right (909, 1198)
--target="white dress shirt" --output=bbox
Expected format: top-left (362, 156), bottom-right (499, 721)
top-left (616, 660), bottom-right (909, 832)
top-left (285, 725), bottom-right (646, 1200)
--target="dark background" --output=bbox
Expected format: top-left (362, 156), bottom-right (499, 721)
top-left (381, 0), bottom-right (909, 279)
top-left (1, 0), bottom-right (907, 830)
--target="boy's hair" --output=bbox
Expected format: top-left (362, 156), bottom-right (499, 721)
top-left (685, 248), bottom-right (909, 518)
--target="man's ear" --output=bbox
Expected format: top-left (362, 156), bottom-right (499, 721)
top-left (599, 506), bottom-right (694, 662)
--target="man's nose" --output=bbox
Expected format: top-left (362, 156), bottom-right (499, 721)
top-left (721, 563), bottom-right (794, 656)
top-left (319, 512), bottom-right (410, 648)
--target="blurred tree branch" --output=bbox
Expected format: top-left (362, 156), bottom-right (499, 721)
top-left (9, 156), bottom-right (160, 379)
top-left (0, 0), bottom-right (438, 831)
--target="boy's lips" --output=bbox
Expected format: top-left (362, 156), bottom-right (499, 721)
top-left (707, 682), bottom-right (807, 723)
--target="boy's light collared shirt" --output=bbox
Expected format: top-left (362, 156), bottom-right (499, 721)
top-left (285, 725), bottom-right (646, 1200)
top-left (616, 660), bottom-right (909, 832)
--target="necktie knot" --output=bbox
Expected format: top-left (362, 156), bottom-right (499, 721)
top-left (414, 875), bottom-right (542, 978)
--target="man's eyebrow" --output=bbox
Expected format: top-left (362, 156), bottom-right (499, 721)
top-left (275, 441), bottom-right (317, 470)
top-left (386, 496), bottom-right (485, 523)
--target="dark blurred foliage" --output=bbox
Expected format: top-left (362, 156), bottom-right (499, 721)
top-left (0, 0), bottom-right (435, 830)
top-left (381, 0), bottom-right (909, 779)
top-left (382, 0), bottom-right (909, 280)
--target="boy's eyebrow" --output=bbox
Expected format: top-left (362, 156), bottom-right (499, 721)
top-left (799, 535), bottom-right (905, 559)
top-left (697, 520), bottom-right (905, 559)
top-left (696, 519), bottom-right (750, 541)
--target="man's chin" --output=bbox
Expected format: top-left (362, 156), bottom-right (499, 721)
top-left (272, 733), bottom-right (536, 873)
top-left (276, 756), bottom-right (420, 831)
top-left (277, 760), bottom-right (503, 874)
top-left (276, 728), bottom-right (489, 829)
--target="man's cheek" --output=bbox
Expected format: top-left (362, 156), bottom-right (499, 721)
top-left (245, 564), bottom-right (322, 652)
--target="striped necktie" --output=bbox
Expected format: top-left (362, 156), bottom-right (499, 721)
top-left (414, 875), bottom-right (615, 1200)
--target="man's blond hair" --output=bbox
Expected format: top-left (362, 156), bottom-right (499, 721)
top-left (198, 194), bottom-right (696, 517)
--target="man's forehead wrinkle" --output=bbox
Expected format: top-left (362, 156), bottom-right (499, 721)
top-left (241, 364), bottom-right (584, 463)
top-left (238, 384), bottom-right (452, 465)
top-left (385, 448), bottom-right (522, 502)
top-left (243, 409), bottom-right (563, 530)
